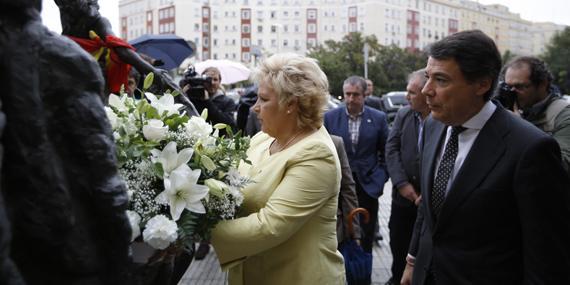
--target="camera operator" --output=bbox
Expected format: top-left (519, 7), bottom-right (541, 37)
top-left (181, 67), bottom-right (237, 131)
top-left (498, 56), bottom-right (570, 174)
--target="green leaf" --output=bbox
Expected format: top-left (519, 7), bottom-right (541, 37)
top-left (153, 162), bottom-right (164, 178)
top-left (171, 90), bottom-right (181, 97)
top-left (143, 73), bottom-right (154, 90)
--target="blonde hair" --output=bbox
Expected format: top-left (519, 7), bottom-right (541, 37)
top-left (251, 53), bottom-right (329, 129)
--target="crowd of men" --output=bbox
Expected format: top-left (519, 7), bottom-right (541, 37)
top-left (188, 28), bottom-right (570, 285)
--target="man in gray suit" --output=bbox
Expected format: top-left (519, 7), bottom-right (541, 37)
top-left (385, 69), bottom-right (429, 285)
top-left (331, 135), bottom-right (361, 245)
top-left (401, 30), bottom-right (570, 285)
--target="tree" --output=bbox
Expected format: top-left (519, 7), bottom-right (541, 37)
top-left (308, 32), bottom-right (381, 97)
top-left (370, 45), bottom-right (427, 95)
top-left (541, 27), bottom-right (570, 94)
top-left (308, 33), bottom-right (427, 98)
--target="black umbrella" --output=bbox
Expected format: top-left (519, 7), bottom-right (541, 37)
top-left (129, 34), bottom-right (194, 70)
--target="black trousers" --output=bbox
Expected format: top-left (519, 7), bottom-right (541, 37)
top-left (388, 198), bottom-right (418, 283)
top-left (354, 174), bottom-right (379, 254)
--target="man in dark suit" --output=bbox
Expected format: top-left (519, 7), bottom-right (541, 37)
top-left (365, 79), bottom-right (383, 111)
top-left (401, 30), bottom-right (570, 285)
top-left (324, 76), bottom-right (390, 254)
top-left (385, 69), bottom-right (429, 285)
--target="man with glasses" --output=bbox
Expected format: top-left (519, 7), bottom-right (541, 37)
top-left (502, 56), bottom-right (570, 173)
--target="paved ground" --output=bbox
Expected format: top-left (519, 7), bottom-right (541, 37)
top-left (180, 181), bottom-right (395, 285)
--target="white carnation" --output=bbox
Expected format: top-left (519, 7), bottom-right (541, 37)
top-left (184, 116), bottom-right (213, 139)
top-left (126, 210), bottom-right (142, 242)
top-left (142, 215), bottom-right (178, 250)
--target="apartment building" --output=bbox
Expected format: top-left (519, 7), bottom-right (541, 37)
top-left (119, 0), bottom-right (566, 65)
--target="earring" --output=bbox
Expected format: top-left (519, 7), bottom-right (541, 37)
top-left (287, 110), bottom-right (291, 114)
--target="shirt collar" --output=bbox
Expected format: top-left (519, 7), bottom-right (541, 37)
top-left (462, 100), bottom-right (496, 130)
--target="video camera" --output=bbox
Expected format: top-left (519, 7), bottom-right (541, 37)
top-left (494, 81), bottom-right (517, 110)
top-left (181, 66), bottom-right (213, 99)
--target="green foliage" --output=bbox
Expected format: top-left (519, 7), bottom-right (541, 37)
top-left (541, 27), bottom-right (570, 94)
top-left (177, 211), bottom-right (200, 252)
top-left (371, 45), bottom-right (427, 95)
top-left (308, 32), bottom-right (427, 97)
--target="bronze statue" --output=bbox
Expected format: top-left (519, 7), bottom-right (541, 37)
top-left (0, 0), bottom-right (131, 283)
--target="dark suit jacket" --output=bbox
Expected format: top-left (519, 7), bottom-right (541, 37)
top-left (409, 106), bottom-right (570, 285)
top-left (324, 106), bottom-right (390, 198)
top-left (331, 135), bottom-right (361, 243)
top-left (365, 96), bottom-right (383, 111)
top-left (386, 106), bottom-right (422, 206)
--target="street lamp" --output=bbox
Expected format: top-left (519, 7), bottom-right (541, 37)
top-left (363, 42), bottom-right (369, 79)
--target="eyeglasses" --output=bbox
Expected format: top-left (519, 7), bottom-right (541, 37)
top-left (505, 82), bottom-right (533, 91)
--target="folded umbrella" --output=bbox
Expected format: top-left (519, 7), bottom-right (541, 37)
top-left (130, 34), bottom-right (194, 70)
top-left (339, 207), bottom-right (372, 285)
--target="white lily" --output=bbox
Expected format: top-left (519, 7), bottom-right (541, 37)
top-left (142, 119), bottom-right (168, 141)
top-left (150, 141), bottom-right (194, 176)
top-left (104, 106), bottom-right (118, 129)
top-left (156, 164), bottom-right (209, 221)
top-left (108, 93), bottom-right (128, 112)
top-left (145, 92), bottom-right (183, 117)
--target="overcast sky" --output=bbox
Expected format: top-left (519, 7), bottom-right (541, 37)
top-left (41, 0), bottom-right (569, 35)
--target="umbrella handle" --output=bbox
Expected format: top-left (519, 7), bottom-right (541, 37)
top-left (347, 207), bottom-right (369, 239)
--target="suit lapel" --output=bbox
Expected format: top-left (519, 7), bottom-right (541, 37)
top-left (421, 119), bottom-right (447, 228)
top-left (435, 108), bottom-right (509, 230)
top-left (356, 108), bottom-right (371, 156)
top-left (337, 109), bottom-right (353, 155)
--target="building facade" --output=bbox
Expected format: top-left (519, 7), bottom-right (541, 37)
top-left (119, 0), bottom-right (567, 65)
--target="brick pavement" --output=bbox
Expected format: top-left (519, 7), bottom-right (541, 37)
top-left (179, 181), bottom-right (395, 285)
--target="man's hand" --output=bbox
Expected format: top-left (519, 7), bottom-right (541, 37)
top-left (398, 183), bottom-right (419, 204)
top-left (400, 263), bottom-right (414, 285)
top-left (414, 195), bottom-right (422, 206)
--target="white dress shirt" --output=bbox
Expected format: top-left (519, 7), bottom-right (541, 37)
top-left (435, 100), bottom-right (497, 196)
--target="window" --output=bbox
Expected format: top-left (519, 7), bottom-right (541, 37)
top-left (308, 10), bottom-right (317, 19)
top-left (271, 11), bottom-right (276, 18)
top-left (271, 25), bottom-right (277, 33)
top-left (242, 52), bottom-right (250, 61)
top-left (257, 25), bottom-right (263, 32)
top-left (242, 38), bottom-right (251, 47)
top-left (242, 24), bottom-right (251, 33)
top-left (307, 23), bottom-right (316, 33)
top-left (242, 9), bottom-right (251, 19)
top-left (202, 8), bottom-right (209, 17)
